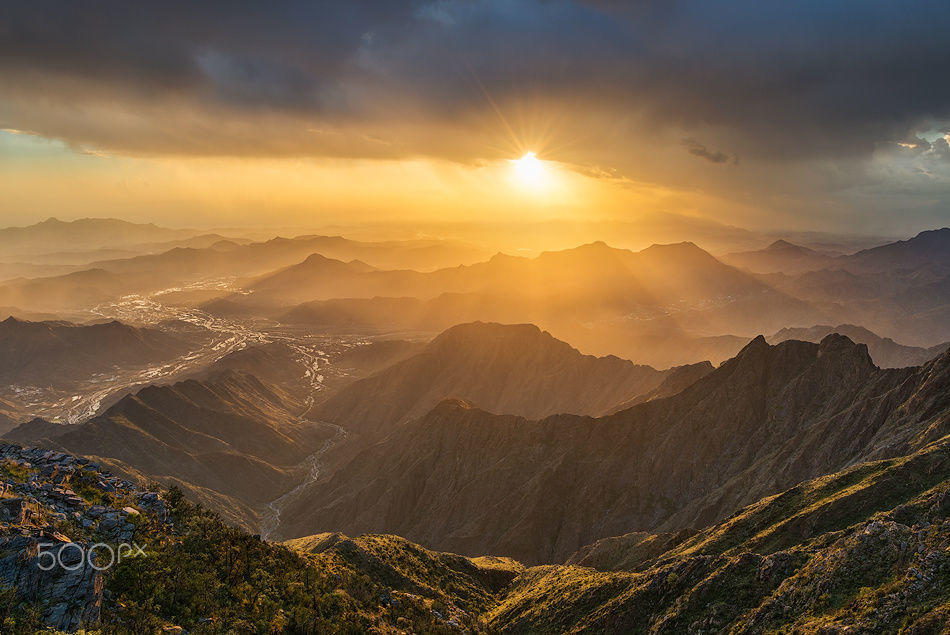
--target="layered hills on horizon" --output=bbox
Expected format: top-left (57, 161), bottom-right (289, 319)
top-left (2, 222), bottom-right (948, 369)
top-left (0, 217), bottom-right (202, 258)
top-left (0, 230), bottom-right (492, 313)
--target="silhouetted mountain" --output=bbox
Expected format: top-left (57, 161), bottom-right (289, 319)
top-left (0, 233), bottom-right (486, 311)
top-left (0, 217), bottom-right (199, 259)
top-left (245, 240), bottom-right (778, 311)
top-left (0, 317), bottom-right (190, 386)
top-left (842, 227), bottom-right (950, 274)
top-left (742, 228), bottom-right (950, 348)
top-left (259, 234), bottom-right (490, 271)
top-left (281, 336), bottom-right (950, 564)
top-left (313, 322), bottom-right (697, 435)
top-left (21, 233), bottom-right (249, 267)
top-left (251, 241), bottom-right (821, 369)
top-left (722, 239), bottom-right (838, 273)
top-left (769, 323), bottom-right (950, 367)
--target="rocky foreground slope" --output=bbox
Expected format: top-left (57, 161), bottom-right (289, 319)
top-left (6, 370), bottom-right (334, 530)
top-left (2, 434), bottom-right (949, 633)
top-left (0, 443), bottom-right (168, 630)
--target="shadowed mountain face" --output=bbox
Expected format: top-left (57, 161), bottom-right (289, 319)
top-left (191, 341), bottom-right (313, 401)
top-left (5, 370), bottom-right (331, 529)
top-left (281, 335), bottom-right (950, 564)
top-left (487, 435), bottom-right (950, 632)
top-left (843, 227), bottom-right (950, 275)
top-left (766, 228), bottom-right (950, 347)
top-left (0, 317), bottom-right (191, 386)
top-left (312, 322), bottom-right (708, 435)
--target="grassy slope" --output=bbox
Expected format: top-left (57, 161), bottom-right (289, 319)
top-left (486, 435), bottom-right (950, 633)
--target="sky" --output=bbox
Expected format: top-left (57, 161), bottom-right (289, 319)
top-left (1, 0), bottom-right (949, 240)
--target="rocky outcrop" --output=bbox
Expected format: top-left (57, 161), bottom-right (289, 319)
top-left (769, 323), bottom-right (950, 368)
top-left (0, 443), bottom-right (169, 631)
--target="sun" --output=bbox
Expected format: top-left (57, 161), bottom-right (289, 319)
top-left (510, 151), bottom-right (549, 190)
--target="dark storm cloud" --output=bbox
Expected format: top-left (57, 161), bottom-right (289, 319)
top-left (1, 0), bottom-right (949, 162)
top-left (681, 139), bottom-right (733, 165)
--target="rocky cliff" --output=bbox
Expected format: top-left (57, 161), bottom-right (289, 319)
top-left (0, 443), bottom-right (168, 631)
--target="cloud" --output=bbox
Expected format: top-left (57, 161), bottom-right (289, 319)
top-left (681, 139), bottom-right (734, 165)
top-left (1, 1), bottom-right (948, 161)
top-left (1, 0), bottom-right (949, 232)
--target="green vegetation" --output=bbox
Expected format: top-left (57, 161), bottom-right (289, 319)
top-left (0, 460), bottom-right (34, 484)
top-left (2, 440), bottom-right (949, 633)
top-left (101, 487), bottom-right (495, 633)
top-left (485, 439), bottom-right (950, 633)
top-left (70, 470), bottom-right (110, 505)
top-left (0, 585), bottom-right (44, 635)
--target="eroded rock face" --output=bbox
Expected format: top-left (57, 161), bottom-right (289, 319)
top-left (0, 443), bottom-right (168, 631)
top-left (0, 534), bottom-right (103, 630)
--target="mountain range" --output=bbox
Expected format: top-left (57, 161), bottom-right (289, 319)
top-left (722, 239), bottom-right (840, 274)
top-left (0, 237), bottom-right (488, 314)
top-left (0, 217), bottom-right (202, 259)
top-left (0, 317), bottom-right (192, 388)
top-left (279, 334), bottom-right (950, 564)
top-left (313, 322), bottom-right (712, 436)
top-left (769, 323), bottom-right (950, 368)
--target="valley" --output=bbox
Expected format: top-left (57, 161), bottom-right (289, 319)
top-left (4, 7), bottom-right (950, 630)
top-left (1, 219), bottom-right (949, 632)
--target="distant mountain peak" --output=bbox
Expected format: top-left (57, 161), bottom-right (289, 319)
top-left (915, 227), bottom-right (950, 238)
top-left (488, 251), bottom-right (519, 262)
top-left (638, 241), bottom-right (712, 260)
top-left (429, 321), bottom-right (559, 354)
top-left (765, 239), bottom-right (811, 253)
top-left (816, 332), bottom-right (873, 365)
top-left (734, 334), bottom-right (769, 359)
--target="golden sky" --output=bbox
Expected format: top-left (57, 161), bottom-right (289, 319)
top-left (1, 1), bottom-right (948, 241)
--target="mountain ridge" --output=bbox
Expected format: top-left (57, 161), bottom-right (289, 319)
top-left (280, 335), bottom-right (950, 564)
top-left (312, 322), bottom-right (709, 435)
